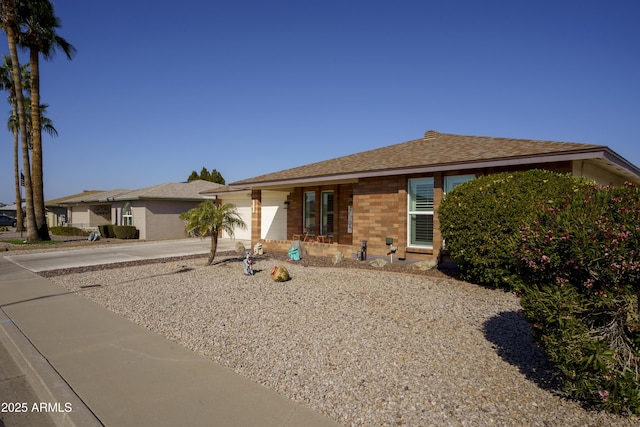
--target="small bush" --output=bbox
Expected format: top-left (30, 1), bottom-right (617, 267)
top-left (438, 170), bottom-right (588, 290)
top-left (50, 226), bottom-right (90, 236)
top-left (113, 225), bottom-right (139, 239)
top-left (519, 183), bottom-right (640, 414)
top-left (98, 224), bottom-right (115, 238)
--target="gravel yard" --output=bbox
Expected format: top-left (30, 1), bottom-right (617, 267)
top-left (44, 253), bottom-right (637, 426)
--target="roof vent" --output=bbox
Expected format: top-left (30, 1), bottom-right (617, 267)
top-left (423, 130), bottom-right (438, 140)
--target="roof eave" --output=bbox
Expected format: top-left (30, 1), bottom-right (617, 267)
top-left (232, 149), bottom-right (639, 189)
top-left (110, 196), bottom-right (206, 202)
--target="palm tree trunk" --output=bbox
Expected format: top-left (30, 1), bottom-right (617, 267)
top-left (29, 48), bottom-right (49, 240)
top-left (208, 234), bottom-right (219, 265)
top-left (2, 0), bottom-right (38, 241)
top-left (12, 118), bottom-right (24, 231)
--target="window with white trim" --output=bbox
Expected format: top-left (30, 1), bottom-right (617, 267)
top-left (408, 178), bottom-right (434, 247)
top-left (122, 202), bottom-right (133, 226)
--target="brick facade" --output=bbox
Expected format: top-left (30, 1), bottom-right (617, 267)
top-left (251, 190), bottom-right (262, 243)
top-left (255, 161), bottom-right (580, 262)
top-left (352, 176), bottom-right (408, 258)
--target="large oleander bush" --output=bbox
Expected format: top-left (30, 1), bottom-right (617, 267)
top-left (438, 170), bottom-right (588, 291)
top-left (518, 182), bottom-right (640, 414)
top-left (439, 171), bottom-right (640, 414)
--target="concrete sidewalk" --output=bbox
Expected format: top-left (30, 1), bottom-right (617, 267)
top-left (0, 258), bottom-right (340, 426)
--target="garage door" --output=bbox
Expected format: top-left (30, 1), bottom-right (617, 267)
top-left (222, 199), bottom-right (251, 240)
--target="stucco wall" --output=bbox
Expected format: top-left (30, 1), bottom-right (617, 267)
top-left (69, 206), bottom-right (90, 228)
top-left (89, 204), bottom-right (111, 226)
top-left (220, 191), bottom-right (288, 241)
top-left (573, 160), bottom-right (628, 186)
top-left (131, 204), bottom-right (147, 239)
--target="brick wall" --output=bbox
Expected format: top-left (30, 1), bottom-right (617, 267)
top-left (352, 176), bottom-right (413, 258)
top-left (274, 162), bottom-right (576, 263)
top-left (261, 239), bottom-right (359, 258)
top-left (251, 190), bottom-right (261, 243)
top-left (286, 184), bottom-right (354, 245)
top-left (280, 176), bottom-right (441, 262)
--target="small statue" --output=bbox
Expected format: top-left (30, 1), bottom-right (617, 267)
top-left (243, 251), bottom-right (254, 276)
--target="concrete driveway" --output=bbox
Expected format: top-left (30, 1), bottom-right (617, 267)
top-left (3, 238), bottom-right (251, 272)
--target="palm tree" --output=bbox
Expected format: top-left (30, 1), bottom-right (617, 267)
top-left (8, 99), bottom-right (59, 146)
top-left (18, 0), bottom-right (75, 240)
top-left (0, 55), bottom-right (28, 231)
top-left (180, 201), bottom-right (247, 265)
top-left (1, 0), bottom-right (38, 241)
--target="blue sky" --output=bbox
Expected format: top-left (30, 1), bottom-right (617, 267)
top-left (1, 0), bottom-right (639, 204)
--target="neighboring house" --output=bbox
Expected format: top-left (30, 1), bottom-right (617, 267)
top-left (59, 180), bottom-right (224, 240)
top-left (222, 130), bottom-right (640, 261)
top-left (0, 203), bottom-right (25, 218)
top-left (45, 191), bottom-right (104, 227)
top-left (3, 193), bottom-right (103, 227)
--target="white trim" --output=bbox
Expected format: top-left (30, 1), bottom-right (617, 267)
top-left (407, 177), bottom-right (434, 249)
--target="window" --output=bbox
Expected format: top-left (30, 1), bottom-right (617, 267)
top-left (444, 174), bottom-right (475, 194)
top-left (408, 178), bottom-right (434, 247)
top-left (122, 202), bottom-right (132, 226)
top-left (321, 191), bottom-right (334, 236)
top-left (303, 191), bottom-right (315, 234)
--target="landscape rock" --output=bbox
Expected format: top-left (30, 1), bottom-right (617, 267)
top-left (253, 242), bottom-right (264, 255)
top-left (332, 252), bottom-right (345, 265)
top-left (410, 260), bottom-right (438, 271)
top-left (369, 258), bottom-right (388, 268)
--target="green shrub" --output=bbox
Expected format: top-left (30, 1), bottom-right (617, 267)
top-left (98, 224), bottom-right (115, 238)
top-left (113, 225), bottom-right (139, 239)
top-left (438, 170), bottom-right (587, 290)
top-left (50, 226), bottom-right (90, 236)
top-left (519, 183), bottom-right (640, 414)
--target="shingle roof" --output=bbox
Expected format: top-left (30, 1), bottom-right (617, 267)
top-left (59, 188), bottom-right (132, 204)
top-left (230, 130), bottom-right (609, 186)
top-left (45, 190), bottom-right (105, 205)
top-left (198, 185), bottom-right (248, 196)
top-left (59, 181), bottom-right (224, 204)
top-left (118, 180), bottom-right (224, 200)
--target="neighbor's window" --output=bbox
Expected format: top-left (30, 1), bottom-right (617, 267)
top-left (408, 178), bottom-right (434, 247)
top-left (303, 191), bottom-right (315, 235)
top-left (321, 191), bottom-right (334, 236)
top-left (122, 202), bottom-right (132, 226)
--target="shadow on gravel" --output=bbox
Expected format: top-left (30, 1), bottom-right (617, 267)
top-left (484, 311), bottom-right (563, 394)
